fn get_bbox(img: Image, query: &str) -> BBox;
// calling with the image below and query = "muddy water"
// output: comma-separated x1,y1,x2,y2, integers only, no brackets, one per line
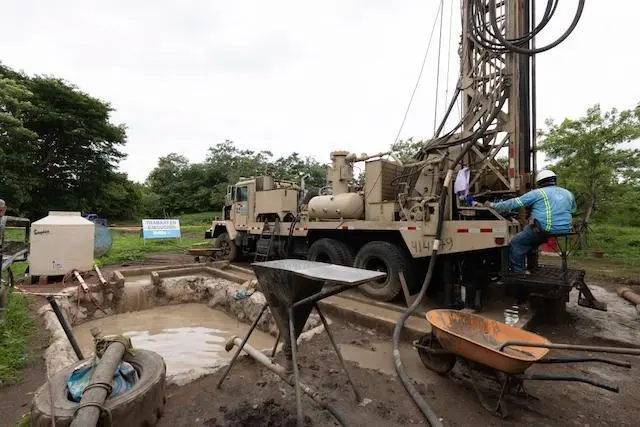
119,279,156,312
73,303,274,385
340,342,434,385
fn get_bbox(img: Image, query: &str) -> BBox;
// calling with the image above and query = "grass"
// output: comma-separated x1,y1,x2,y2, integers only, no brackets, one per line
13,414,31,427
97,226,210,266
14,415,30,427
0,292,34,385
575,224,640,265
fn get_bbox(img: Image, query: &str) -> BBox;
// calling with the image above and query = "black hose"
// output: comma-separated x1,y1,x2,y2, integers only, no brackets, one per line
487,0,586,55
391,88,508,426
47,295,84,360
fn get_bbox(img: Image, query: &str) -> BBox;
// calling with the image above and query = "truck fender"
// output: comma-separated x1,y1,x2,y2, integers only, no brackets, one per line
209,220,238,240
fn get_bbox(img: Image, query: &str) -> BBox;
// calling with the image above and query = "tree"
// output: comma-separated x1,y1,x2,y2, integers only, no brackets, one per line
270,153,327,188
206,140,274,208
1,63,135,219
92,173,143,220
538,103,640,225
390,137,426,163
145,154,227,216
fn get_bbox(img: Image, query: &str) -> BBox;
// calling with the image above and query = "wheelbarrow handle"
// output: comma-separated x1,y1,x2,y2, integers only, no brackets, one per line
498,341,640,356
514,372,619,393
537,356,631,368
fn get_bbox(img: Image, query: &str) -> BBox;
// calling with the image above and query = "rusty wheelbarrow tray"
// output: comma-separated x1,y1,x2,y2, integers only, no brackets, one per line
413,309,640,418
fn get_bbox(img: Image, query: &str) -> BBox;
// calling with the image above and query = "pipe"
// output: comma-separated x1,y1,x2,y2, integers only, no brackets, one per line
617,287,640,307
300,173,311,193
391,87,509,426
70,328,126,427
225,336,350,427
47,295,84,360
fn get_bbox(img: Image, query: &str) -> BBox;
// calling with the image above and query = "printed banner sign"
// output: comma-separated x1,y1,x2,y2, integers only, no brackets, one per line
142,219,181,240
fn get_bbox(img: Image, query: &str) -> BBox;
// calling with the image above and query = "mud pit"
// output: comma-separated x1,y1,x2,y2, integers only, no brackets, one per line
73,303,275,386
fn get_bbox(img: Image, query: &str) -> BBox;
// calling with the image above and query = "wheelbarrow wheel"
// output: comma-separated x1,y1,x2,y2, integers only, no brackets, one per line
416,332,456,375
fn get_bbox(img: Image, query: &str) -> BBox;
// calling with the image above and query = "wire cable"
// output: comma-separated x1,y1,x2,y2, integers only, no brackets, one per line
392,0,443,146
433,0,445,135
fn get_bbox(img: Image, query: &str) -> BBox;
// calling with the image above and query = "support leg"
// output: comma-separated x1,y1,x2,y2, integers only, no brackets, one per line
289,307,304,427
315,304,362,402
216,303,268,389
271,331,281,358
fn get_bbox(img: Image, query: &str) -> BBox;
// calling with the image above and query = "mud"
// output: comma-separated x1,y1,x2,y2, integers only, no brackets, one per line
73,303,276,386
160,321,640,427
566,283,640,347
211,398,311,427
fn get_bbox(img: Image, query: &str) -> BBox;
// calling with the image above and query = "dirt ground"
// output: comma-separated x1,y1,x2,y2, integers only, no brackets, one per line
158,318,640,427
2,252,639,426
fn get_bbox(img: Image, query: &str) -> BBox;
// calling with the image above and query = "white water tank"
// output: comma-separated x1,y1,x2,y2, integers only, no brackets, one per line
29,211,95,276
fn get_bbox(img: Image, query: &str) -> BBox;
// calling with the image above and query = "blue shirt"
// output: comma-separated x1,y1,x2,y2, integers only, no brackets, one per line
490,186,576,234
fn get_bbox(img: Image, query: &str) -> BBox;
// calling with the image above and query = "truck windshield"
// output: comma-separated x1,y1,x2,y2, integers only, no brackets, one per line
236,187,248,202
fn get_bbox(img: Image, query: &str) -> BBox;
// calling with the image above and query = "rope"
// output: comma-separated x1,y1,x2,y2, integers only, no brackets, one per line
433,0,445,135
82,381,114,396
391,0,443,146
443,0,454,113
48,372,55,427
95,334,136,358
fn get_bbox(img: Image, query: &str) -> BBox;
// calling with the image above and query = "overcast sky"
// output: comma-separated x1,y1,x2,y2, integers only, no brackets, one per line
1,1,638,182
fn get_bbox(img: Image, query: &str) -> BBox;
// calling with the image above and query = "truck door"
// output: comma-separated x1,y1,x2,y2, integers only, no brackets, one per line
234,186,249,226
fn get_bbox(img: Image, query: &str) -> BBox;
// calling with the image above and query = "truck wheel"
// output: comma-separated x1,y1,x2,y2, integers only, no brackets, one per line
30,349,166,427
306,238,355,266
215,232,238,262
354,241,411,301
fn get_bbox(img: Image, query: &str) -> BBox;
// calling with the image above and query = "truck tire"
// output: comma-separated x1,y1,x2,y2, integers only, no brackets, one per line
31,349,166,427
306,238,355,266
215,232,238,262
354,241,411,301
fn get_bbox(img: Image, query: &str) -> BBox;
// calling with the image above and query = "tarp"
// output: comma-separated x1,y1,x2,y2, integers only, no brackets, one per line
66,360,139,402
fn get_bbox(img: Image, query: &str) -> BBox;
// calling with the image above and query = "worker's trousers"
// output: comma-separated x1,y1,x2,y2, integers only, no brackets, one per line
509,225,547,273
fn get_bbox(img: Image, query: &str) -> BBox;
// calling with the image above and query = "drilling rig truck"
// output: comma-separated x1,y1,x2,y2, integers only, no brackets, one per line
205,0,603,316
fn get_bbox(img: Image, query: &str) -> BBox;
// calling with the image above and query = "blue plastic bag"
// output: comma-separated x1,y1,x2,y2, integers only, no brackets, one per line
66,360,139,402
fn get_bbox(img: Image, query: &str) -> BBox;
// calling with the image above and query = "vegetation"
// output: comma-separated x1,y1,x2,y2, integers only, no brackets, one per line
539,103,640,226
0,63,139,220
143,143,327,217
0,293,33,384
97,227,208,266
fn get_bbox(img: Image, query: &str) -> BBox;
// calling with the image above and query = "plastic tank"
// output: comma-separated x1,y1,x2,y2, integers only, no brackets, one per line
29,211,95,276
308,193,364,220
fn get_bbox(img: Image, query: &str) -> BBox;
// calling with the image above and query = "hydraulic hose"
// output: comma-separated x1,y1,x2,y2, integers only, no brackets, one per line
487,0,585,55
392,88,508,426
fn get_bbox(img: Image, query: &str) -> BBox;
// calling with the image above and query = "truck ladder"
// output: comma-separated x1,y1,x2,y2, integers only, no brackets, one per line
254,218,281,262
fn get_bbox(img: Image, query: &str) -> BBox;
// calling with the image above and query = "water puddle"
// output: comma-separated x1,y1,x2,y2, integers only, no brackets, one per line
339,342,433,384
73,303,274,385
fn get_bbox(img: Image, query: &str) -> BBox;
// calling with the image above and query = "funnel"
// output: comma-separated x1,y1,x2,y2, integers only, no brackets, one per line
251,259,386,363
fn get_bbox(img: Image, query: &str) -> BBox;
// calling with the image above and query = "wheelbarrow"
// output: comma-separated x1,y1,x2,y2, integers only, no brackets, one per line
413,309,640,417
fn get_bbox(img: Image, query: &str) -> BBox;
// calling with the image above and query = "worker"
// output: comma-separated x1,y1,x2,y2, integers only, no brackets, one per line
486,170,576,274
0,199,6,217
